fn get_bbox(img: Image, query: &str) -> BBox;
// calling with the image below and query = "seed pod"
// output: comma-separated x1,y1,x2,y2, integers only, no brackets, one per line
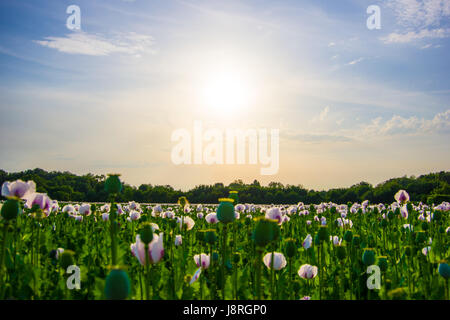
377,256,388,272
217,198,235,224
252,217,279,247
438,263,450,279
228,191,239,204
1,199,21,221
362,248,375,265
204,229,217,244
352,235,361,247
343,230,353,242
104,268,131,300
139,222,154,245
336,245,346,261
59,250,75,270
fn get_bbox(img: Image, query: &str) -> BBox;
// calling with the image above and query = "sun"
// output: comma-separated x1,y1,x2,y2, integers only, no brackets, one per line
200,68,254,115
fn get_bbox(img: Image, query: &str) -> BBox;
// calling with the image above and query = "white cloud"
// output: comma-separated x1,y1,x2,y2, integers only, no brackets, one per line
34,32,155,56
328,42,336,47
310,106,330,123
381,28,450,43
347,57,364,65
383,0,450,43
362,109,450,136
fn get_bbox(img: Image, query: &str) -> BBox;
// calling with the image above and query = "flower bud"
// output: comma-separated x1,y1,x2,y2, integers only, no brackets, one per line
252,217,279,247
104,268,131,300
336,245,346,261
362,248,375,265
1,199,21,221
377,256,388,272
233,252,241,264
352,235,360,247
217,198,235,224
438,263,450,279
343,230,353,243
139,222,154,245
59,250,75,270
204,229,217,244
380,219,388,228
228,191,239,204
387,211,395,220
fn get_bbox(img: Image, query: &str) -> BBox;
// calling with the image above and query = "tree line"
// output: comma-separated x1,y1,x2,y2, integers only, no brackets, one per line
1,168,449,205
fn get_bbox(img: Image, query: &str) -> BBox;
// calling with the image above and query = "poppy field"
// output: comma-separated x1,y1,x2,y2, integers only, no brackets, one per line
0,175,449,300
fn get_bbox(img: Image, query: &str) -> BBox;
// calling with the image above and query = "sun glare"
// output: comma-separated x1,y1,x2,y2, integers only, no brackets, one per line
200,68,254,115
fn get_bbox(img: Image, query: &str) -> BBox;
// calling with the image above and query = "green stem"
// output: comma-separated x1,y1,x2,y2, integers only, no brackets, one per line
0,222,9,299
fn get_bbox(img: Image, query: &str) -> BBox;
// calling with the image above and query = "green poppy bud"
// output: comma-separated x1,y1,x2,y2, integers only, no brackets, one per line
415,231,427,244
59,250,75,270
362,248,375,265
336,245,347,261
352,235,360,247
217,198,235,224
330,207,337,214
228,191,239,204
318,225,329,241
139,222,154,245
343,230,353,242
285,239,297,258
438,226,445,234
252,217,279,247
1,199,21,221
438,263,450,279
233,252,241,264
380,219,388,228
204,229,217,244
377,256,388,272
105,174,122,194
104,269,131,300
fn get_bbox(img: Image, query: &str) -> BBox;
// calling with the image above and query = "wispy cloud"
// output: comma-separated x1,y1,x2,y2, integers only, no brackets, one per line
34,32,156,57
381,28,450,43
310,106,330,123
361,109,450,136
382,0,450,43
347,57,364,65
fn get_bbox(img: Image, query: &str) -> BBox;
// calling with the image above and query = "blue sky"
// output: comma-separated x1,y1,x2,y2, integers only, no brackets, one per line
0,0,449,191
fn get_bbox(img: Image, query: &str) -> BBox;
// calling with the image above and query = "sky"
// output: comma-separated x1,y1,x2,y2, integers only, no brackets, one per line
0,0,449,191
